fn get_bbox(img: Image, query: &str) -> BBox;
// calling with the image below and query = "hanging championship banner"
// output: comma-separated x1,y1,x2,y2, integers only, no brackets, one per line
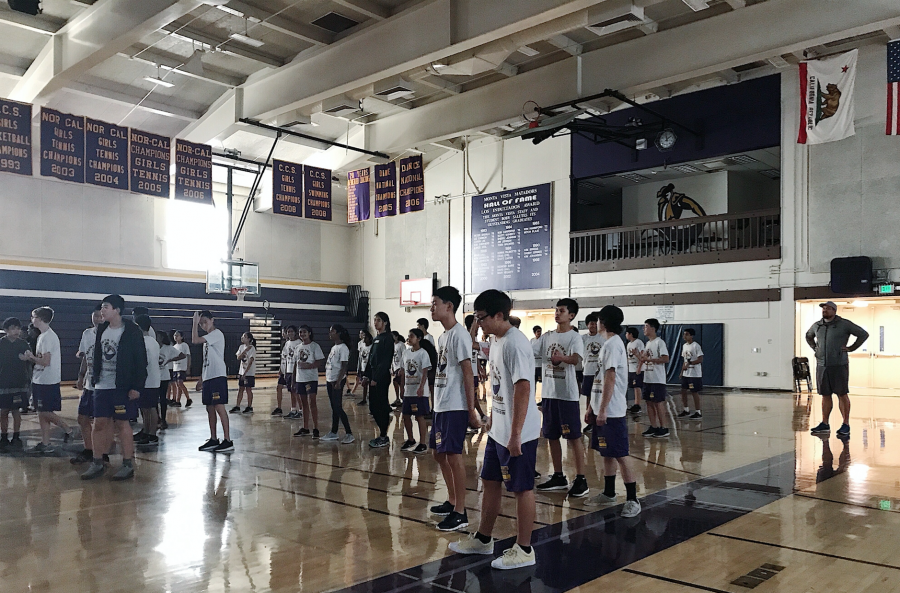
130,129,170,198
85,118,128,190
304,165,332,221
347,167,371,223
174,139,212,205
374,162,396,218
798,49,857,145
398,155,424,214
0,98,32,176
272,159,303,217
40,107,84,183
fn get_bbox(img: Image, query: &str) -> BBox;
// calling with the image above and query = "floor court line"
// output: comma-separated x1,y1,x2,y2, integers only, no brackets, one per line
706,532,900,571
621,569,732,593
793,492,900,513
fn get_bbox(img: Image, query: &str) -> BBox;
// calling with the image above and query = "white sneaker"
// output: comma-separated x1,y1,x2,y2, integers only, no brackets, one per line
320,432,339,441
584,492,618,507
621,500,641,518
341,434,355,444
491,544,535,570
448,533,494,556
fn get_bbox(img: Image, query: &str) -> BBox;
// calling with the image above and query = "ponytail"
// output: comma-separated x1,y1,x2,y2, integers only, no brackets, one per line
331,324,352,348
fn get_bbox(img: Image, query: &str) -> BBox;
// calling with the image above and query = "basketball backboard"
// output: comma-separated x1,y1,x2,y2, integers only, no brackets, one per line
207,260,260,296
400,278,433,307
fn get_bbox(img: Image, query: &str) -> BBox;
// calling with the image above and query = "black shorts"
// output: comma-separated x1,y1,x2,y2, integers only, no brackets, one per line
171,371,186,382
590,416,629,458
277,373,287,386
644,383,668,403
239,376,256,388
681,377,702,392
540,399,582,440
33,383,62,412
202,376,229,406
817,365,849,397
628,372,644,389
295,381,317,397
534,367,542,383
0,391,26,410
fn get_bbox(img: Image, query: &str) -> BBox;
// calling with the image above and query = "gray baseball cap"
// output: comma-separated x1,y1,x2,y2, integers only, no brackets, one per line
819,301,838,309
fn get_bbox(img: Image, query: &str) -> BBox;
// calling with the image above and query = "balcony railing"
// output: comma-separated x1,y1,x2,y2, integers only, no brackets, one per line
569,208,780,273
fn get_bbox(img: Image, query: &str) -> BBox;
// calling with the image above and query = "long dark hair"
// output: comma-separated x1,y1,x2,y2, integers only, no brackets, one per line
243,332,257,347
299,324,314,341
374,311,391,335
331,324,352,348
360,329,373,345
156,330,171,346
391,330,403,344
411,327,438,369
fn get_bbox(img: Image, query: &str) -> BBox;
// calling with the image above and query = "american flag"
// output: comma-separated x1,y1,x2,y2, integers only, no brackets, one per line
888,39,900,135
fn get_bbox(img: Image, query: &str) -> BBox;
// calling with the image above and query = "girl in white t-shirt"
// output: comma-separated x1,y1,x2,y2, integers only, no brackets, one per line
293,325,324,438
321,324,354,443
157,330,185,430
171,330,193,408
232,332,257,414
400,328,434,453
390,331,405,408
351,329,372,405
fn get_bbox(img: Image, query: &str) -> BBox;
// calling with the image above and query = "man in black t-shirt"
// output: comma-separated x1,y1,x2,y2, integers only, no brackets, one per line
0,317,30,450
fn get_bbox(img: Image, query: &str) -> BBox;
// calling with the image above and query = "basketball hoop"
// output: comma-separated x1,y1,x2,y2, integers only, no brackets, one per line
231,287,249,301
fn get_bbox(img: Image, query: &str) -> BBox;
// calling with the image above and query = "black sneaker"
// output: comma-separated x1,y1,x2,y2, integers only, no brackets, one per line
357,400,368,406
568,476,589,498
70,450,93,464
689,411,702,419
391,399,403,408
294,428,310,437
629,404,642,414
172,401,182,408
810,422,830,434
652,427,670,439
229,406,241,414
534,470,541,479
583,425,593,435
430,500,454,516
185,399,193,408
133,432,150,444
312,429,320,439
10,437,23,450
213,439,234,452
836,423,850,438
536,473,569,492
271,408,283,416
437,511,469,532
63,430,74,443
144,435,159,445
400,439,416,452
641,426,656,437
413,444,427,454
160,420,168,430
243,407,253,414
677,410,690,418
199,438,220,451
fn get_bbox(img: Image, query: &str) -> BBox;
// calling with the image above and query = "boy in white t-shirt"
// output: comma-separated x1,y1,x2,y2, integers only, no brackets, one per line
584,306,640,517
580,312,606,435
429,285,480,533
283,326,303,419
274,327,288,416
25,306,73,454
193,311,233,452
679,328,704,419
232,332,257,414
134,315,161,446
533,299,589,498
449,289,539,570
625,328,645,415
400,328,432,454
640,318,670,439
71,305,103,464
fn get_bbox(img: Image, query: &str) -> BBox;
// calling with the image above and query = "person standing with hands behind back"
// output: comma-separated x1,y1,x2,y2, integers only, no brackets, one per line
25,307,73,454
193,311,233,452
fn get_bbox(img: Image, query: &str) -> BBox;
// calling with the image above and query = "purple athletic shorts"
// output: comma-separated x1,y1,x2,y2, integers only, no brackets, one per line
481,437,538,492
541,399,582,440
589,416,629,458
429,410,468,454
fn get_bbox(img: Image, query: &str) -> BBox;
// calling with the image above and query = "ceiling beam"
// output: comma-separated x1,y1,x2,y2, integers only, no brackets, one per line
365,0,900,152
331,0,391,21
123,45,243,87
548,34,582,56
10,0,208,105
161,25,285,68
220,0,334,45
0,8,64,35
65,82,201,121
724,0,746,8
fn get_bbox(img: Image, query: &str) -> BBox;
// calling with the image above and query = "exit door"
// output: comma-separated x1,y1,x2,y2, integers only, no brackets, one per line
839,303,900,391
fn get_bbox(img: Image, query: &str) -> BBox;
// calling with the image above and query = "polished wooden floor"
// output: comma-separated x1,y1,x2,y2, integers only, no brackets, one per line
1,381,898,592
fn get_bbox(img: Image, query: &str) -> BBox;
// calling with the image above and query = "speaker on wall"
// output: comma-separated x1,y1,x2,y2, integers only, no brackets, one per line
830,256,872,294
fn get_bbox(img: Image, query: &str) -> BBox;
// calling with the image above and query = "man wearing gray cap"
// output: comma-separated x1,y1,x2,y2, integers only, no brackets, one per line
805,301,868,438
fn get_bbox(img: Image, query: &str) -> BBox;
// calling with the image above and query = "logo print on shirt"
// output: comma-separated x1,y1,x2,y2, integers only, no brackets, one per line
406,359,418,377
298,349,309,363
437,348,448,373
587,342,602,357
491,365,502,396
547,344,565,368
102,339,117,360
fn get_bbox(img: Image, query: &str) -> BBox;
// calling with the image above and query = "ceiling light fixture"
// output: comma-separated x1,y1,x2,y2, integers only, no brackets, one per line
517,45,540,57
230,17,264,47
143,65,175,88
681,0,710,11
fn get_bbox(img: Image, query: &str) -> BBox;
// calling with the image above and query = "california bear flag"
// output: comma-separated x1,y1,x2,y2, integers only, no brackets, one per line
798,49,857,144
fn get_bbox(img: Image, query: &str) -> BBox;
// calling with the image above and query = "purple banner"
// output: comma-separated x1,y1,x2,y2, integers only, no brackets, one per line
347,167,370,223
174,139,212,205
0,99,32,176
130,129,170,198
398,155,424,214
40,107,84,183
272,159,303,217
304,165,332,221
85,118,128,190
374,162,396,218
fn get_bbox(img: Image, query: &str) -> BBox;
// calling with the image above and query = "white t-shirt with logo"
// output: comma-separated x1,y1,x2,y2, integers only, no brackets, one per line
391,342,405,374
403,347,432,398
144,335,161,389
642,337,669,385
172,342,190,372
434,322,472,412
590,336,629,419
33,328,62,385
79,327,97,390
489,327,541,448
283,339,301,374
159,344,178,374
95,325,125,390
325,343,349,383
470,340,489,376
582,333,607,376
537,329,585,401
682,342,704,377
358,341,371,372
202,329,227,381
238,345,257,377
294,341,324,383
626,340,643,373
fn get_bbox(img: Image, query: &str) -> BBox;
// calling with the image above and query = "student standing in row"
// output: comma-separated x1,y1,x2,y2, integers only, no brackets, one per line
170,330,192,408
450,289,539,570
283,326,302,419
365,312,395,448
585,306,641,517
625,328,644,415
352,329,372,406
194,310,233,452
390,331,405,409
134,315,161,446
429,286,479,532
232,332,256,414
71,306,102,463
82,295,146,480
417,318,436,410
26,307,72,454
322,324,354,443
293,325,323,438
156,330,183,430
531,326,543,399
273,327,288,416
0,317,29,452
400,328,432,454
581,312,606,434
640,318,670,439
678,328,703,419
534,299,589,498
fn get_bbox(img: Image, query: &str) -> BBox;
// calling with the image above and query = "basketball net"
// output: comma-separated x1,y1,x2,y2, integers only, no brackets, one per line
231,287,248,301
